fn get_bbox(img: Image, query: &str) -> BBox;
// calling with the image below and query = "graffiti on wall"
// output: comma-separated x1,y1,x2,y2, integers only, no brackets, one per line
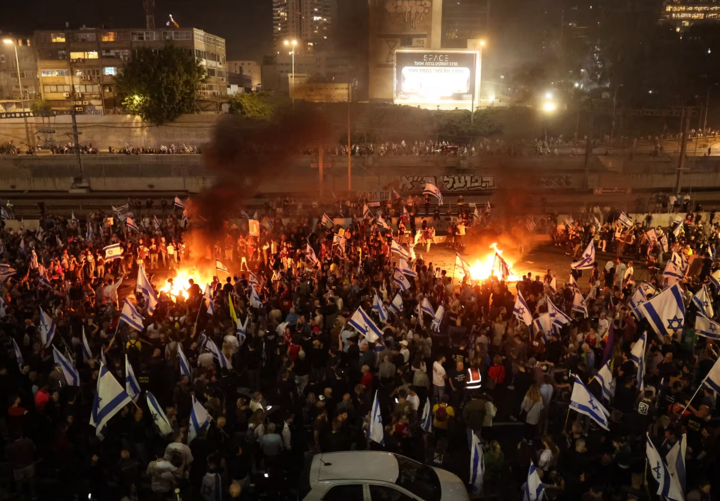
441,175,496,192
397,175,439,191
537,175,574,188
385,0,432,29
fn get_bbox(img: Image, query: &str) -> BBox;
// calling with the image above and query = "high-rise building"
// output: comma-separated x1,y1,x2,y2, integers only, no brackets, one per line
442,0,490,48
0,34,40,112
273,0,336,54
660,0,720,28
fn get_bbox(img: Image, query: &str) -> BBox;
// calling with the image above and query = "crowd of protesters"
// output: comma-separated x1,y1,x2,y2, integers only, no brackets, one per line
0,191,719,501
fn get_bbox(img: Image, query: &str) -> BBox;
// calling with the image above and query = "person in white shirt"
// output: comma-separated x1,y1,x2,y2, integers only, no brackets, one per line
597,312,609,339
164,431,193,466
406,387,420,411
615,259,627,287
432,354,447,401
399,340,410,363
282,416,293,451
624,261,634,285
249,392,264,413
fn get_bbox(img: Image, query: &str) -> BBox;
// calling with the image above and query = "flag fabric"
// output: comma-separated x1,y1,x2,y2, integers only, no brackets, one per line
666,434,687,493
703,355,720,395
125,354,141,400
422,183,443,205
81,327,93,363
0,207,8,220
321,213,334,228
630,332,647,391
514,291,534,326
188,395,211,444
640,281,658,296
389,293,404,314
153,215,161,230
376,217,390,231
18,238,26,256
710,270,720,290
206,339,232,369
456,253,471,277
695,314,720,340
204,284,215,315
306,243,319,265
126,217,139,233
349,306,383,343
249,286,263,309
372,294,388,323
473,207,481,221
594,360,614,401
90,363,132,439
571,241,595,270
646,228,658,243
532,313,552,337
640,283,685,340
673,220,684,238
228,294,238,325
522,464,545,501
174,196,185,209
391,239,410,260
663,260,684,287
393,268,411,291
420,398,432,433
569,376,610,430
53,346,80,387
120,301,145,332
618,212,633,228
646,434,684,501
369,390,385,445
177,345,192,379
572,290,588,317
248,272,261,289
103,277,123,306
216,260,229,274
104,243,123,261
492,253,511,280
431,304,445,333
146,391,174,436
470,431,484,494
0,264,17,284
236,316,249,344
548,298,573,334
0,296,4,318
659,234,669,253
333,234,346,253
420,297,435,318
568,274,580,292
629,287,648,319
12,338,24,368
85,222,94,241
39,308,56,348
363,204,371,219
136,265,158,315
397,258,417,278
693,285,714,318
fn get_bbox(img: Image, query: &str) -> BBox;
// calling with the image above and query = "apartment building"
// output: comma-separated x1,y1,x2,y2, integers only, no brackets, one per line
273,0,336,54
0,35,40,112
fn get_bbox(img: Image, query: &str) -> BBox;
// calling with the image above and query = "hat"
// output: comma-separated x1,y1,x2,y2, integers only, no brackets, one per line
527,357,537,368
399,340,408,346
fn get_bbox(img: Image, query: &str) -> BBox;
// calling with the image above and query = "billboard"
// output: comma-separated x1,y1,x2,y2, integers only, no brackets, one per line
394,50,479,109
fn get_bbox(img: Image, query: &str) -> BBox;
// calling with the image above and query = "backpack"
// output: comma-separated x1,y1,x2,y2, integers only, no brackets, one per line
435,404,448,422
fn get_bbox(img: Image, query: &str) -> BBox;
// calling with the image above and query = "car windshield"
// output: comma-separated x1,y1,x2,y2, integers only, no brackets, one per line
394,454,441,501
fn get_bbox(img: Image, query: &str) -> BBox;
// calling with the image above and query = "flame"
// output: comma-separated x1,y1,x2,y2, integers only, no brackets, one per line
159,267,213,302
467,243,522,282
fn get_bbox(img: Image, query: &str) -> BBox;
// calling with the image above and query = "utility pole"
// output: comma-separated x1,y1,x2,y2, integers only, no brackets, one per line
584,112,594,190
347,83,352,192
318,143,324,198
68,56,85,187
675,107,690,195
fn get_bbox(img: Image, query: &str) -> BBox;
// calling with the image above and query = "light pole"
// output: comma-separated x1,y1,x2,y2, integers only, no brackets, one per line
283,39,297,105
471,40,484,124
3,39,33,149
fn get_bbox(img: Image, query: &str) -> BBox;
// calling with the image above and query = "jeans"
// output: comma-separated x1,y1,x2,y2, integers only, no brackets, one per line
433,384,445,403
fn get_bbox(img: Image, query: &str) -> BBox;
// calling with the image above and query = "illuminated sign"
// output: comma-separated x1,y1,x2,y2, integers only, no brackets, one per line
394,50,478,108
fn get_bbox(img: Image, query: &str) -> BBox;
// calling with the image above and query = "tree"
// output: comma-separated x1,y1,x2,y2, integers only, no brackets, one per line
30,99,52,115
115,45,206,125
228,92,275,120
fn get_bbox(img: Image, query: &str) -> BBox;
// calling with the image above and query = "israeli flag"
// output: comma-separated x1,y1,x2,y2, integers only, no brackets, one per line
569,375,610,430
136,265,158,315
532,313,552,338
90,362,132,439
391,239,410,260
629,287,648,319
100,347,107,366
456,253,471,277
86,223,94,241
188,395,211,444
249,285,263,309
571,240,595,270
147,391,174,436
710,270,720,291
640,283,685,340
368,390,385,445
572,290,588,317
37,273,53,289
398,258,417,278
473,207,481,221
696,314,720,340
81,327,93,362
153,216,160,230
321,213,334,228
673,220,684,238
594,360,614,401
174,196,185,209
630,332,647,391
393,268,411,291
693,285,714,318
431,304,444,333
522,464,545,501
548,298,572,334
663,260,684,287
12,338,24,368
666,433,687,493
568,274,580,292
125,354,141,401
547,276,557,294
0,207,8,220
216,260,229,274
422,182,443,205
376,217,391,231
126,217,139,233
470,431,484,494
389,293,404,314
420,398,432,433
363,204,371,219
420,297,435,318
248,271,261,289
120,301,145,332
349,306,383,343
701,353,720,395
202,284,214,315
39,307,57,348
104,243,123,261
236,315,249,344
646,434,684,501
306,243,319,265
492,253,511,280
113,203,129,216
514,291,533,326
671,252,689,274
0,264,17,284
646,228,658,243
177,344,192,379
657,233,668,253
206,339,232,369
333,234,346,253
618,212,633,228
372,294,388,323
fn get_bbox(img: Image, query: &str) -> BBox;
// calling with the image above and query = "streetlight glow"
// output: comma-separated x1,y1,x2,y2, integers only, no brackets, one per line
480,40,485,46
543,102,556,112
545,91,553,99
2,39,13,45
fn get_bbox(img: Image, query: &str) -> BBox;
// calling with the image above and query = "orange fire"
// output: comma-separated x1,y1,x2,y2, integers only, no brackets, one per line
159,268,213,302
467,243,522,282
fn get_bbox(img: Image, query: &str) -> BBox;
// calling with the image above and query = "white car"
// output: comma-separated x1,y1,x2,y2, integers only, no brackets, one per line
303,451,469,501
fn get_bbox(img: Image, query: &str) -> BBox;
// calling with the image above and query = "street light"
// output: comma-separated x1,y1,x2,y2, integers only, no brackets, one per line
3,39,32,149
543,102,556,112
283,39,298,103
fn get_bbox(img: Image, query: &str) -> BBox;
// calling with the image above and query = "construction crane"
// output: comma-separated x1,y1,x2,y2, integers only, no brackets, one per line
143,0,155,29
167,14,180,28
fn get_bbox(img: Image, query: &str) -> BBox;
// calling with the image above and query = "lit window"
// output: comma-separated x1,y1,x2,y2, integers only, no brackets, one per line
41,69,69,77
70,51,99,59
103,67,117,76
102,32,118,42
51,33,66,43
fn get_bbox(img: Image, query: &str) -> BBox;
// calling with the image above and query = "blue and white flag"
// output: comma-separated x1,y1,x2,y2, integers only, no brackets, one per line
646,228,658,243
0,264,17,284
695,314,720,340
188,395,211,444
522,464,545,501
81,326,93,362
216,260,229,274
136,265,158,315
372,294,388,323
100,347,107,366
492,253,511,281
174,196,185,209
146,391,174,436
630,332,647,390
420,297,435,318
333,234,346,253
673,220,684,238
391,239,410,260
456,253,471,277
569,375,610,430
376,217,391,231
113,204,128,217
572,290,588,318
571,240,595,270
398,258,417,278
236,315,249,344
12,338,24,368
514,291,533,326
37,273,52,289
431,304,444,333
710,270,720,290
349,306,383,343
702,355,720,395
663,260,684,287
206,339,232,369
470,431,484,494
548,298,573,334
422,182,443,205
671,252,689,274
90,362,132,439
618,212,633,228
39,307,57,348
369,390,385,445
363,203,371,219
640,283,685,340
153,215,161,230
104,243,123,261
532,313,552,337
249,285,263,309
86,223,94,241
248,271,261,289
693,285,714,318
306,243,319,265
0,207,8,220
420,398,432,433
125,354,141,401
646,434,684,501
120,301,145,332
393,268,411,291
594,360,614,401
659,234,669,253
629,286,648,319
204,284,214,315
126,217,139,233
666,433,687,493
320,213,334,228
177,344,192,379
389,293,404,314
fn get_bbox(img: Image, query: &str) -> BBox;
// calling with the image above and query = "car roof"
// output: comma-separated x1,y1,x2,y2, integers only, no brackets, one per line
313,452,399,485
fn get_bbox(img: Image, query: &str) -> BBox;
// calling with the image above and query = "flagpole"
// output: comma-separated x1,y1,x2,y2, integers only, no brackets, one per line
679,373,710,415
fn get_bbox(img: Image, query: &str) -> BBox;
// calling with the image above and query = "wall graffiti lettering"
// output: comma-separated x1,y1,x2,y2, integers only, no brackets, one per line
441,175,495,192
397,175,437,191
385,0,432,28
537,175,574,188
